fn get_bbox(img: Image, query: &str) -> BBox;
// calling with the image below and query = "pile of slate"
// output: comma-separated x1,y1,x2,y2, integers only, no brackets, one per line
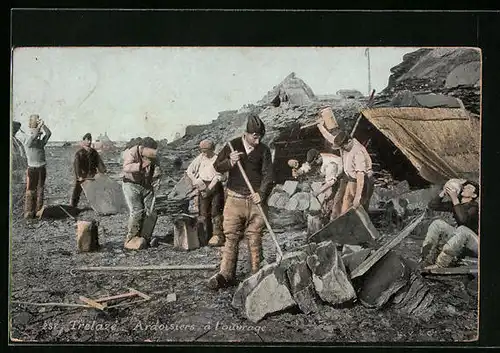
232,209,436,323
267,180,323,214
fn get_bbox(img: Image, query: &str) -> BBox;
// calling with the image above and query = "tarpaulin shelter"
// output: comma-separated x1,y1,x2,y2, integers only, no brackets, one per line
359,107,480,185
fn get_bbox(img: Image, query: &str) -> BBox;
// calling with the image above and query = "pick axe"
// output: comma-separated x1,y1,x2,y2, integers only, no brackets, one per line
227,141,284,263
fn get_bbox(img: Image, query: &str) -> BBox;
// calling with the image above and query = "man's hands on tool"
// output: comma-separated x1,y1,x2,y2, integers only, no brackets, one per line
230,151,244,165
77,177,84,182
251,192,261,205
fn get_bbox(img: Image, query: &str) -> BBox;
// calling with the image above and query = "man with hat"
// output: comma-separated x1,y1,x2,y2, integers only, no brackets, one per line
323,127,374,220
186,139,226,247
70,133,107,208
121,136,161,250
207,114,274,290
23,114,52,219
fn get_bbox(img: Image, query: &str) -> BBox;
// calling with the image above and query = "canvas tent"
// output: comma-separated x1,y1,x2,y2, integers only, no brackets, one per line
359,107,480,185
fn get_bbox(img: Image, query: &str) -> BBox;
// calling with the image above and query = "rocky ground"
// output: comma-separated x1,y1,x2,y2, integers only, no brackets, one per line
9,147,478,343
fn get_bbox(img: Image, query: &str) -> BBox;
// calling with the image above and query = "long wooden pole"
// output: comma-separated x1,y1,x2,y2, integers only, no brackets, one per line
73,264,218,272
350,88,376,138
227,141,284,261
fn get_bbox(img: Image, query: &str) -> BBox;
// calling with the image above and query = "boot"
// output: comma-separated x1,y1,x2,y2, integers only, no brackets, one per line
23,190,36,219
421,242,440,267
206,273,234,290
125,212,143,242
425,251,455,270
435,251,455,268
212,234,239,288
208,215,225,247
248,232,262,275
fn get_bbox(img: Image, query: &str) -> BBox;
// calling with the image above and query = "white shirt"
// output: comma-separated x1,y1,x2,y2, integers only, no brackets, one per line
320,153,343,183
341,139,373,179
186,153,221,183
242,136,254,155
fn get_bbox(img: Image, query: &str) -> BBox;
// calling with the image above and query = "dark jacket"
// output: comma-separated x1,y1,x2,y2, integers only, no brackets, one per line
428,195,479,234
74,147,106,179
214,136,274,203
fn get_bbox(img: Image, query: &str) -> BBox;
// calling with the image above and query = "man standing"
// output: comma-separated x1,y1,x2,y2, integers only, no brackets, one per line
70,133,107,208
122,137,161,250
421,179,479,269
23,114,51,219
329,130,374,220
186,139,226,247
207,114,274,290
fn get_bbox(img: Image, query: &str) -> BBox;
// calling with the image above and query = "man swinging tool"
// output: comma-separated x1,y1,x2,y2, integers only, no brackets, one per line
121,137,161,250
207,114,275,290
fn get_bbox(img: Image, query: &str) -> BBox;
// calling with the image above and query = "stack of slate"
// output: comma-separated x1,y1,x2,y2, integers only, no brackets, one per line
267,180,323,213
232,211,436,323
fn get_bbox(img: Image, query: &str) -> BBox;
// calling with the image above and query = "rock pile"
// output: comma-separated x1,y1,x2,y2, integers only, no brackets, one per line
267,180,322,213
379,48,480,114
232,236,435,323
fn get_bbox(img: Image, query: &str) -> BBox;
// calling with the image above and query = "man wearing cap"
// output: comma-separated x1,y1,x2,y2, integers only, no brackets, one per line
207,114,274,290
122,137,161,250
327,129,374,220
23,114,52,219
70,133,107,208
186,139,226,247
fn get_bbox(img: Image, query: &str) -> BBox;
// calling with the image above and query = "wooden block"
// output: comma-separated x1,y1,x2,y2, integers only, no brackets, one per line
81,174,128,215
307,206,379,247
173,214,200,251
319,106,339,130
76,220,100,252
79,296,107,310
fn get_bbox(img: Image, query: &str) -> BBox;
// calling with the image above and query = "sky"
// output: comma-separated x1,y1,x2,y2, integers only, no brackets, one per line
11,47,418,142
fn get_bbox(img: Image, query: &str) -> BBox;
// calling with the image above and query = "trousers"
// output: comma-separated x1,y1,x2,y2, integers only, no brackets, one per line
219,193,266,280
122,181,154,241
24,166,46,217
198,181,225,239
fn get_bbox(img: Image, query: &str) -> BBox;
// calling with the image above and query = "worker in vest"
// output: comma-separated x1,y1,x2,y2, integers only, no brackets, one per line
207,114,274,290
